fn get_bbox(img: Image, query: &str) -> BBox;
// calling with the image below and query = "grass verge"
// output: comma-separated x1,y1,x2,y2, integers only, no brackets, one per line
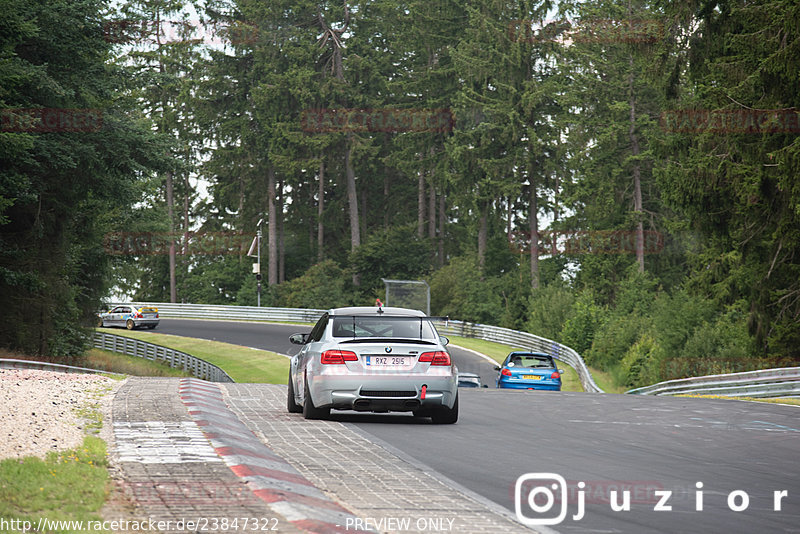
84,348,192,378
586,365,627,394
94,328,288,384
676,394,800,406
450,336,583,393
0,437,109,533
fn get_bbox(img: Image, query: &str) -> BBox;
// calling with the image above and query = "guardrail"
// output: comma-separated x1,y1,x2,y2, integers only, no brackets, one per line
626,367,800,398
108,302,324,324
109,302,602,392
93,332,234,383
433,320,603,393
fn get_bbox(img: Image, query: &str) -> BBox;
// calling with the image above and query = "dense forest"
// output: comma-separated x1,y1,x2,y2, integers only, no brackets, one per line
1,0,798,389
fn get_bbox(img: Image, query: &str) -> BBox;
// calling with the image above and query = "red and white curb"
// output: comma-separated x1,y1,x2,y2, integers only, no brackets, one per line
178,378,371,534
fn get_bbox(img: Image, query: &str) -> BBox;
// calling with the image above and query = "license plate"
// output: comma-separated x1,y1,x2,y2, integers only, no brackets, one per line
522,375,543,380
365,356,408,366
144,314,156,318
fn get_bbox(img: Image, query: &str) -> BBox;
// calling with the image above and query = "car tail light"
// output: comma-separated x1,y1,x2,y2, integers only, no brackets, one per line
134,312,143,318
155,313,159,318
321,350,358,364
419,351,451,366
551,371,561,380
501,368,512,376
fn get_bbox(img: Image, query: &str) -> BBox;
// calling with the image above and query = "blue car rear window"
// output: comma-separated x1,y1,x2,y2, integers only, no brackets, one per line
508,355,555,368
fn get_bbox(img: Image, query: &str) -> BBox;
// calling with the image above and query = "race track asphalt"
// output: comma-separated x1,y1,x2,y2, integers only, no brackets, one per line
154,318,800,533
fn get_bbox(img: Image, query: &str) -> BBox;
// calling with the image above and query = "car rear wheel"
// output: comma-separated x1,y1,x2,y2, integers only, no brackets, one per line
431,393,458,424
302,378,329,420
126,319,135,330
287,375,302,413
97,317,104,327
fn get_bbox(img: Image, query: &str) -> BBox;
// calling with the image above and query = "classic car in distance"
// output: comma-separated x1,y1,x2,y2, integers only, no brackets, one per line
495,351,563,390
287,306,459,424
97,304,159,330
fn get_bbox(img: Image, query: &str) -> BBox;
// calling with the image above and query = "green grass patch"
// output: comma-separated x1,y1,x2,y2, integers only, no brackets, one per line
449,336,583,392
0,437,109,533
84,348,192,378
676,394,800,406
74,390,105,435
587,364,627,394
94,329,288,384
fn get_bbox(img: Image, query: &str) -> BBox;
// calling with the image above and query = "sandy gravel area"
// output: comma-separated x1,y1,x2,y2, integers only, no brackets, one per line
0,369,117,460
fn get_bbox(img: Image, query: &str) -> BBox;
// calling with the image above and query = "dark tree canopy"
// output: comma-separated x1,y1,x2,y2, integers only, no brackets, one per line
1,0,798,388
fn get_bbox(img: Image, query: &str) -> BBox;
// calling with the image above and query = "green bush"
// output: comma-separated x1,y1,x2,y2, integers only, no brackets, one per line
586,313,650,370
429,255,503,324
349,225,433,296
620,333,658,388
525,283,577,342
670,305,754,378
561,290,605,355
276,260,350,309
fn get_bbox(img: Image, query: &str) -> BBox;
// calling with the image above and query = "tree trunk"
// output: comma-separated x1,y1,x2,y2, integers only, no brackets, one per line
428,182,436,240
383,172,390,228
629,55,645,272
428,145,436,240
345,134,360,285
417,165,425,238
267,166,278,286
438,192,445,266
552,173,559,256
238,176,245,260
278,178,285,283
183,175,189,257
506,196,512,246
477,201,488,270
360,182,367,240
166,171,177,302
530,181,540,290
317,156,324,262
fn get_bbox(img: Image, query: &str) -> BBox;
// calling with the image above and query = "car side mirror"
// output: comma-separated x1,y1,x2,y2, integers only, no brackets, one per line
440,336,449,346
559,369,565,374
289,333,309,345
493,366,501,371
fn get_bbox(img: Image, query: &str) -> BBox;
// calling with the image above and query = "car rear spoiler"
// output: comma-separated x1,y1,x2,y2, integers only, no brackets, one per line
331,315,449,321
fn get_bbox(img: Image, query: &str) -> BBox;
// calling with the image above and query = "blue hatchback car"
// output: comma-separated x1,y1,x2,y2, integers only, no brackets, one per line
495,352,563,390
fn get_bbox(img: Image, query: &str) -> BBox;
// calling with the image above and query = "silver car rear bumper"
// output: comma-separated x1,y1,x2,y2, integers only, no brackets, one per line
311,375,457,411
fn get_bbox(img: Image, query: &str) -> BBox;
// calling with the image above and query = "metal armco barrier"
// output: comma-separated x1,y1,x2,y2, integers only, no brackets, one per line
626,367,800,398
109,303,798,398
108,302,324,324
110,302,602,393
93,331,234,383
432,320,604,393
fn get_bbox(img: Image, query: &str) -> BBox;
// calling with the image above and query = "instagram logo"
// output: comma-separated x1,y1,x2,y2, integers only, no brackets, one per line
515,473,570,526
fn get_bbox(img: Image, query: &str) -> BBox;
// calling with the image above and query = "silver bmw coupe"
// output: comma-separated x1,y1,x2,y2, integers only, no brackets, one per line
287,306,459,424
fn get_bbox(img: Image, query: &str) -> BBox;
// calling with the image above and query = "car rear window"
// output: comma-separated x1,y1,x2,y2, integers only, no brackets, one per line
332,316,437,340
508,355,555,368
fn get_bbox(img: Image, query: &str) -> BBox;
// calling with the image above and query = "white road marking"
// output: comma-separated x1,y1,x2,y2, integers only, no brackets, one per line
114,421,222,463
